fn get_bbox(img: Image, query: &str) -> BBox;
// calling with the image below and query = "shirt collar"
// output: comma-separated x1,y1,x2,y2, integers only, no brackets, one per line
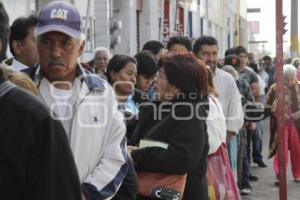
11,58,29,71
33,63,105,91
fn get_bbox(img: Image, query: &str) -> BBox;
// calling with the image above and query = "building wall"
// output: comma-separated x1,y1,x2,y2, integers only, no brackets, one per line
112,0,137,56
94,0,110,49
239,0,247,19
139,0,162,49
1,0,249,57
1,0,32,23
191,8,201,38
226,0,236,49
239,0,248,48
168,0,177,37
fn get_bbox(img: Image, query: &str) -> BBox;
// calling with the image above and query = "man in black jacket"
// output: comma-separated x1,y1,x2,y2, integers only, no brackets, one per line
0,66,81,200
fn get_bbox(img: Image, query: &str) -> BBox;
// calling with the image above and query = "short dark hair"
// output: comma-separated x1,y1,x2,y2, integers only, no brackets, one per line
167,36,192,51
0,2,9,62
142,40,164,56
158,54,209,98
249,62,259,74
224,54,240,70
262,55,272,62
106,54,136,84
193,35,218,55
224,47,238,57
9,15,38,56
134,50,158,78
235,45,248,55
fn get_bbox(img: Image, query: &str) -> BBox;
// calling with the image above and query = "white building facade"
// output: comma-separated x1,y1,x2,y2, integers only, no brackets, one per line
1,0,249,59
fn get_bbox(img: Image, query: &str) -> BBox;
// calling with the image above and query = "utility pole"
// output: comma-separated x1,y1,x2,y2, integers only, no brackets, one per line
275,0,287,199
84,0,92,37
291,0,299,58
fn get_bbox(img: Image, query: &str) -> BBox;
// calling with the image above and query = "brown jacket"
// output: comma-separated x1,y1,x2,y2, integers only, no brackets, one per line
266,82,300,158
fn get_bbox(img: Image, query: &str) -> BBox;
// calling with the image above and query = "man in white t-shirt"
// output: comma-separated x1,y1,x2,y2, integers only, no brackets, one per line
193,36,244,143
193,36,244,188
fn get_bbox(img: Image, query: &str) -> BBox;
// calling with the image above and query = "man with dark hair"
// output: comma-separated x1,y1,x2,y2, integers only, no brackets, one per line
262,55,275,86
224,47,238,58
142,40,165,60
193,36,243,142
193,36,244,191
235,50,260,105
134,50,158,92
0,2,9,62
235,45,268,194
235,46,260,92
193,35,218,58
6,15,39,70
223,48,257,195
167,36,192,54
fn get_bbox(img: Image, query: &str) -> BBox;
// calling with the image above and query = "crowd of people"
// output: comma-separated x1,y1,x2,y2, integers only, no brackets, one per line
0,1,300,200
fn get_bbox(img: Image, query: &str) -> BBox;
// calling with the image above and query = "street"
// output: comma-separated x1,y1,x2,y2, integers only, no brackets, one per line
242,119,300,200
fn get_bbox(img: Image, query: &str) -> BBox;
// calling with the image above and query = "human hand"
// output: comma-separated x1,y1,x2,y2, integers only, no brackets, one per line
292,111,300,120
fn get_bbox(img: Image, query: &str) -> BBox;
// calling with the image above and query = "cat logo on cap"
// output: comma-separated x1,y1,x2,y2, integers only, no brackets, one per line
50,9,68,20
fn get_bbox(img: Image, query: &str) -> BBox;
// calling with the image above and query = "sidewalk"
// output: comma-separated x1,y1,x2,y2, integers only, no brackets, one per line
241,119,300,200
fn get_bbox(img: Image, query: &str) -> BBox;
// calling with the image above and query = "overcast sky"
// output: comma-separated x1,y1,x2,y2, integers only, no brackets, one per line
247,0,292,56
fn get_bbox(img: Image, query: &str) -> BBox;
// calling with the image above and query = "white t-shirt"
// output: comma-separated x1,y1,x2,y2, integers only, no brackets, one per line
11,58,28,71
207,95,227,155
213,68,244,133
51,86,73,120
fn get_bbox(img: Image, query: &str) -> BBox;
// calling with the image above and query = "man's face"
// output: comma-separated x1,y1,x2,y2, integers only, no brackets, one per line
23,26,39,67
248,53,254,61
239,52,248,69
196,44,218,70
263,59,271,66
37,31,85,82
94,50,109,74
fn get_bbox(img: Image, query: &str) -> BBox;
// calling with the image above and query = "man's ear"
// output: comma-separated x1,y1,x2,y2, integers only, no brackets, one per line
78,40,85,56
12,40,22,55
